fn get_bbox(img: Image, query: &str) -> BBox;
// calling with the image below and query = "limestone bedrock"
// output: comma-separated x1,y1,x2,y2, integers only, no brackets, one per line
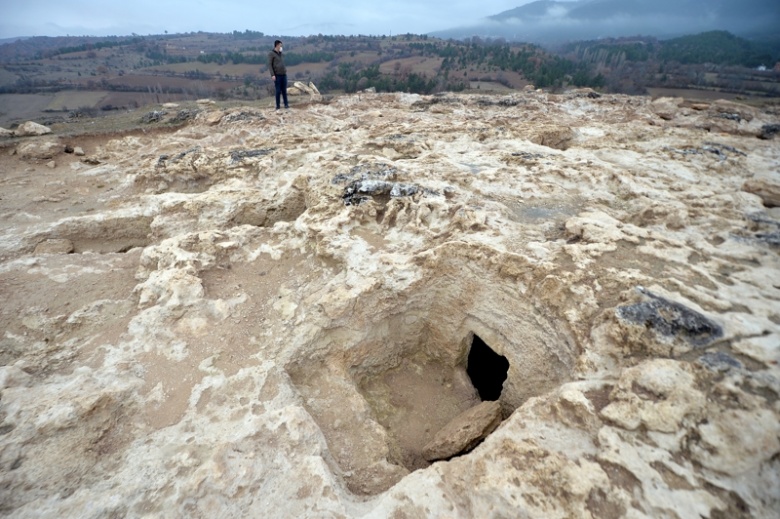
0,90,778,518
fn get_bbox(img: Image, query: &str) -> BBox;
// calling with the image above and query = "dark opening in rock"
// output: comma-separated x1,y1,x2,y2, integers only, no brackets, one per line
467,334,509,401
285,267,577,496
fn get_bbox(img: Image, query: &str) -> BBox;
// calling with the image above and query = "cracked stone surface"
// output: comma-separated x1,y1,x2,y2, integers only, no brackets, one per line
0,91,779,518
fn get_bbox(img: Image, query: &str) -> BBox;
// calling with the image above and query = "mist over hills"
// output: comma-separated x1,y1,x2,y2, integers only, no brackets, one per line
433,0,780,44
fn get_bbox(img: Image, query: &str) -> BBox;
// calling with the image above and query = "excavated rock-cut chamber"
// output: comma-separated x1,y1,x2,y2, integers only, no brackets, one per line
287,258,577,495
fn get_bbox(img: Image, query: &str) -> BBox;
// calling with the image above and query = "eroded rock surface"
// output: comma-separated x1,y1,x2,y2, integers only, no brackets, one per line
33,238,74,255
0,91,778,518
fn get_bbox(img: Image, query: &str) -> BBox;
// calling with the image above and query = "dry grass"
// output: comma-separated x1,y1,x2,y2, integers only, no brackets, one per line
143,62,262,76
0,94,56,127
469,81,514,92
102,74,235,90
286,61,331,78
45,91,109,111
100,91,192,107
379,56,444,75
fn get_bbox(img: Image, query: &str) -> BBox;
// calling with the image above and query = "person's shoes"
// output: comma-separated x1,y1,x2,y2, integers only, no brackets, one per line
284,105,290,110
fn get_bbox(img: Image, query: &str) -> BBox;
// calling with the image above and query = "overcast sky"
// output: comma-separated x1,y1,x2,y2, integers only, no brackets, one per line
0,0,552,39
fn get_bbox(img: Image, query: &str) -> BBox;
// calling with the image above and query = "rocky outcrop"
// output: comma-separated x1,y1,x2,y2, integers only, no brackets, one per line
288,81,322,100
16,138,61,159
140,110,167,124
0,90,778,519
14,121,52,136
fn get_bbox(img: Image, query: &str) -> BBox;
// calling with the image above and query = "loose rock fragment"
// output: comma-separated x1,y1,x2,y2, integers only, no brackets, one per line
14,121,52,136
422,401,502,462
205,111,224,125
288,81,322,101
16,139,61,159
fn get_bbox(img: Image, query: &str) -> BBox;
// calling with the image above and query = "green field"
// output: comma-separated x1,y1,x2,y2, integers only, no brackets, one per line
0,94,56,127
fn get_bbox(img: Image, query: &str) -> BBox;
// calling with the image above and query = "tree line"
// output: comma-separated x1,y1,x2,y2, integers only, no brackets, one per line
196,50,335,66
316,63,467,94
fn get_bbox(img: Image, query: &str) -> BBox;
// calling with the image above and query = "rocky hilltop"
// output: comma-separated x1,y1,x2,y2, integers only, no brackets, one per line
1,90,779,518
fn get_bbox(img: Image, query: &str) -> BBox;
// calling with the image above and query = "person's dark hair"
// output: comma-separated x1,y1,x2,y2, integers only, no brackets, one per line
274,40,282,48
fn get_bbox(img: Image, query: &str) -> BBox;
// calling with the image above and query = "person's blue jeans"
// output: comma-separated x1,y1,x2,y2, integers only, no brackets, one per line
275,74,289,109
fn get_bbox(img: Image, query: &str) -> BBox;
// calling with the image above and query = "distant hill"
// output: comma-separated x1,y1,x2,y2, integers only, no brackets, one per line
658,30,776,66
0,35,139,61
559,30,780,97
0,37,29,45
435,0,780,44
563,30,778,68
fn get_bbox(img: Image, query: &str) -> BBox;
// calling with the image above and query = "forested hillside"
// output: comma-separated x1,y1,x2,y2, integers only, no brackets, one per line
562,31,780,95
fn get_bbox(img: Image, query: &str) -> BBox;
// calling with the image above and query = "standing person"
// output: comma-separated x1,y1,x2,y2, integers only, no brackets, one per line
268,40,289,110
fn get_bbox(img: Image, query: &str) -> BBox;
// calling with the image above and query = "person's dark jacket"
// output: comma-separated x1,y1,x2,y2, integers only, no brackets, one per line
267,50,286,77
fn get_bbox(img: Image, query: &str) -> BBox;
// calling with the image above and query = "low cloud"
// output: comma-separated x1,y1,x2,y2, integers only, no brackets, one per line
446,6,773,43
